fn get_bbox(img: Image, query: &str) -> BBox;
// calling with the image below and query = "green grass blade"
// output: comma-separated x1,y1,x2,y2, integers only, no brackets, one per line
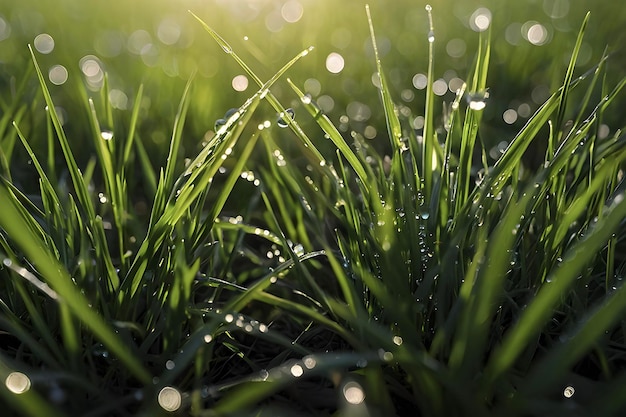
365,5,403,150
28,45,96,222
0,182,151,384
518,280,626,398
554,12,590,143
163,74,194,194
485,190,626,385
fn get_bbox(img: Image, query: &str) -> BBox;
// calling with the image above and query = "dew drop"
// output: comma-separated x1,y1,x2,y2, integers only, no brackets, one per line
301,93,312,104
101,130,113,140
165,360,175,370
303,356,317,369
343,381,365,405
5,372,31,394
158,386,182,412
290,364,304,377
467,91,489,110
277,108,295,128
427,31,435,43
563,385,575,398
214,118,226,132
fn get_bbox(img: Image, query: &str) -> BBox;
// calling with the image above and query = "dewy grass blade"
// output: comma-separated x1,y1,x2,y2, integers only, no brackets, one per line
191,11,332,167
122,84,143,169
554,12,590,144
518,280,626,399
365,5,403,151
28,45,96,223
456,32,490,213
163,74,194,194
0,182,151,384
485,189,626,386
422,4,437,200
287,78,369,185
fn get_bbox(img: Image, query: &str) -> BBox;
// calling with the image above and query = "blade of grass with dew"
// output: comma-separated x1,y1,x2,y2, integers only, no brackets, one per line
120,93,259,301
28,45,96,223
210,351,380,415
517,279,626,401
85,97,128,264
122,84,143,169
365,5,403,151
0,182,151,384
449,173,540,376
133,133,158,197
201,130,260,237
421,4,437,201
553,12,590,147
148,75,194,223
163,74,194,200
456,31,490,214
3,264,64,362
485,185,626,387
286,78,369,185
191,11,341,175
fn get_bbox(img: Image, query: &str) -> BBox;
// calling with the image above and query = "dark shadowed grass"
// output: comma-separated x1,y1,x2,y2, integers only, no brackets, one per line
1,4,626,417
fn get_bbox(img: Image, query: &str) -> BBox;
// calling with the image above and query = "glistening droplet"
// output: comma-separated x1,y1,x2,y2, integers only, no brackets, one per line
277,108,295,128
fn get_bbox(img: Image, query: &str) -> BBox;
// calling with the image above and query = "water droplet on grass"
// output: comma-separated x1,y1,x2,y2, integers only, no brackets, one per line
101,130,113,140
214,118,226,132
427,31,435,43
467,91,490,110
563,385,575,398
277,108,295,128
301,93,312,104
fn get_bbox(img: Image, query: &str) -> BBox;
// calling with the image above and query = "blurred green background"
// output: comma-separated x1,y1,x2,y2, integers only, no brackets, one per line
1,0,625,168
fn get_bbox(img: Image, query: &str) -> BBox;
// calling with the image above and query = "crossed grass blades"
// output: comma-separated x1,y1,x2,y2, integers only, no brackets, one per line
1,4,626,416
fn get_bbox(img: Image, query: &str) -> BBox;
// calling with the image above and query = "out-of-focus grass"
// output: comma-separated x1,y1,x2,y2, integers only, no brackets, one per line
1,0,625,164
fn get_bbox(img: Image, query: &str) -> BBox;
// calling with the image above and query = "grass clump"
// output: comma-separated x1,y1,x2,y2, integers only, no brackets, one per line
1,4,626,417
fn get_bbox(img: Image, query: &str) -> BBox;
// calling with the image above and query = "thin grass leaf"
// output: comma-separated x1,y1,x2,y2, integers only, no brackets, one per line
28,45,96,223
554,12,590,144
0,182,151,384
485,189,626,386
365,5,402,151
518,279,626,398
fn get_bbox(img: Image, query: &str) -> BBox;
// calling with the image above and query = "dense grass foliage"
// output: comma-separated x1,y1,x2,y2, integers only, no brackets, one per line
1,3,626,417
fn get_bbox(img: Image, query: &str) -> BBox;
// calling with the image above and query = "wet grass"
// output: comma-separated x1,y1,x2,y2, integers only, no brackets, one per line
1,5,626,417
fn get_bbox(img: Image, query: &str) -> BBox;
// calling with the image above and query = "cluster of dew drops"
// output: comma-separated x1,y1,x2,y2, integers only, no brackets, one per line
214,107,295,133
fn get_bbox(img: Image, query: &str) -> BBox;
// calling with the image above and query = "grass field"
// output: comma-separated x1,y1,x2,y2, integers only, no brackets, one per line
1,1,626,416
